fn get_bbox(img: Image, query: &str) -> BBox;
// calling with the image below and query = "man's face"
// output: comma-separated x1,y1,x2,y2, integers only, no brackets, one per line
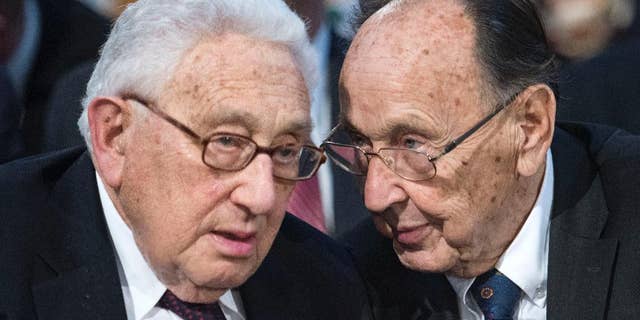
115,34,310,301
341,2,527,277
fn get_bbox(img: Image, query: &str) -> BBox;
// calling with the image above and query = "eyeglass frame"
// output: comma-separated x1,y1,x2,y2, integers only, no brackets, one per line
122,94,326,181
321,93,519,181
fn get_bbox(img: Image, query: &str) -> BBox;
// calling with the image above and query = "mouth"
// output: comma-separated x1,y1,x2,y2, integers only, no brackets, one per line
393,224,432,249
208,230,257,258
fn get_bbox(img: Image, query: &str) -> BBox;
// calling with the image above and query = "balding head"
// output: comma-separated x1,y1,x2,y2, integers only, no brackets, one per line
335,0,556,276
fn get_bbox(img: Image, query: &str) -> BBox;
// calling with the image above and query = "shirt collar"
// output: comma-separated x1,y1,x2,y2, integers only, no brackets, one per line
446,150,554,308
96,172,245,319
495,151,553,306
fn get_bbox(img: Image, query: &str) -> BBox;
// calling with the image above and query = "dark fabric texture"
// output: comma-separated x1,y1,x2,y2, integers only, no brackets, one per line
0,66,25,163
20,0,110,155
0,147,374,320
343,122,640,320
41,61,94,153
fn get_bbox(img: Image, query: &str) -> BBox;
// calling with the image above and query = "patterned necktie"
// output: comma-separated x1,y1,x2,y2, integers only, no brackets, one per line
287,174,326,232
157,290,226,320
470,269,521,320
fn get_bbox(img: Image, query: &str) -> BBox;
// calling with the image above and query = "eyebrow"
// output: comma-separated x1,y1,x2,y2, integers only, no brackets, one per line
204,109,313,140
342,115,442,142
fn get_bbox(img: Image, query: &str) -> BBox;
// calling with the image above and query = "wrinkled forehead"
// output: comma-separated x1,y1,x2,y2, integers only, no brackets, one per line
341,1,486,131
158,33,312,136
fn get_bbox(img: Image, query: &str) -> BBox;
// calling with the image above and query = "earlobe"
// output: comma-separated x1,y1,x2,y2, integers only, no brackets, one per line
515,84,556,177
88,97,132,189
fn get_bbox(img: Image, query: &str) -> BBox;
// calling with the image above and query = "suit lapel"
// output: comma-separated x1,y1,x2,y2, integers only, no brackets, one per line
32,151,126,319
239,227,308,320
548,127,618,320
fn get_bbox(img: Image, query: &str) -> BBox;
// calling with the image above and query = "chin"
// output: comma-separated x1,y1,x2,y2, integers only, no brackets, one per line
396,248,457,273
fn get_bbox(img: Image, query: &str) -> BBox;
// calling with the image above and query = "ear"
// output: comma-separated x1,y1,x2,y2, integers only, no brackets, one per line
514,84,556,177
88,96,133,189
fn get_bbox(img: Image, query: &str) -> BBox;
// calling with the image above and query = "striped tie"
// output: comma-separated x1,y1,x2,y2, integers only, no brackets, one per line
157,290,226,320
286,174,326,232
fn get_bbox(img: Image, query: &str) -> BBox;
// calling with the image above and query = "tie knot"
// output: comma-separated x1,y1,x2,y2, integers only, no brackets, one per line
470,269,521,320
157,290,226,320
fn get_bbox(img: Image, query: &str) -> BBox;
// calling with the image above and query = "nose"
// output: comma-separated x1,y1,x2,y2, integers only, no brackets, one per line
229,154,278,216
363,156,408,213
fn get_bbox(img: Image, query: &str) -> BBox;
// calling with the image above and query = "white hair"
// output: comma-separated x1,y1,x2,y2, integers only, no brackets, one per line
78,0,317,151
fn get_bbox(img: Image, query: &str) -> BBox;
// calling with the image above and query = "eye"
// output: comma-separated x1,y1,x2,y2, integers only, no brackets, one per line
402,137,420,149
209,134,245,152
272,143,301,164
348,132,371,148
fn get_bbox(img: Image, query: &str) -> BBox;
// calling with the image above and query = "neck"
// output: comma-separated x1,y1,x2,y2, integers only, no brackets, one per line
453,162,547,278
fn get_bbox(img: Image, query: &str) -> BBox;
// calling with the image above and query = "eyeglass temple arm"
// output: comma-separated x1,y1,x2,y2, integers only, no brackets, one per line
431,94,518,161
123,95,205,144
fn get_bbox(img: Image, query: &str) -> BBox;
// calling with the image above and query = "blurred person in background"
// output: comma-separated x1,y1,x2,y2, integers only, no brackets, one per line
540,0,640,134
0,0,109,160
284,0,371,236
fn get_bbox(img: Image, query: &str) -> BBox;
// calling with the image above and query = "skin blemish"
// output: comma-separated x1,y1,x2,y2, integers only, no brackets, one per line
495,156,501,163
490,196,497,203
423,49,430,55
461,161,468,166
454,98,461,106
428,92,435,98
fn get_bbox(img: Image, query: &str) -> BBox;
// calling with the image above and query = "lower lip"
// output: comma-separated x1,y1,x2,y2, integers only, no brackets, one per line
395,225,431,248
209,232,257,258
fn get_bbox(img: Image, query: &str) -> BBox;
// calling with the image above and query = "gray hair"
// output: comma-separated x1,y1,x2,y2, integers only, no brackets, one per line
78,0,317,150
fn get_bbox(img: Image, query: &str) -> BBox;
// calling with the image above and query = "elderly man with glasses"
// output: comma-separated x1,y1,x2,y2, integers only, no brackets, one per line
328,0,640,319
0,1,373,319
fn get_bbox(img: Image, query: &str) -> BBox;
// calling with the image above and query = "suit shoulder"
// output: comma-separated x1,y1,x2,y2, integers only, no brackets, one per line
0,147,86,193
556,122,640,163
276,214,356,268
247,214,373,319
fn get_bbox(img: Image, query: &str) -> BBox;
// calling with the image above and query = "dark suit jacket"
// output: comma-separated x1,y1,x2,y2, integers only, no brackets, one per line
0,147,373,320
343,122,640,320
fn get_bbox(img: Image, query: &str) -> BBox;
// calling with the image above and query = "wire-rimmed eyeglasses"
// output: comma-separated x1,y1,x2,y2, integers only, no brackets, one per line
321,94,518,181
124,95,325,181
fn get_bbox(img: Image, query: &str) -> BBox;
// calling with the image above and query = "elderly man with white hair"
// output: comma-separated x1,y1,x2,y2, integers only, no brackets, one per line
0,1,373,319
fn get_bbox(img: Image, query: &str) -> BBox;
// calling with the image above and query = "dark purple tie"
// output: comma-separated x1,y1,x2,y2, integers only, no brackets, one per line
157,290,226,320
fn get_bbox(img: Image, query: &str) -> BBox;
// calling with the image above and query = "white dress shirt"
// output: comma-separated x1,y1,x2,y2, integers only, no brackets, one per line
97,173,246,320
446,151,554,320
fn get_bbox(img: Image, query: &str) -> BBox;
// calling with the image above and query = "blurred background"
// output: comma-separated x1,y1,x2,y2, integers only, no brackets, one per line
537,0,640,134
